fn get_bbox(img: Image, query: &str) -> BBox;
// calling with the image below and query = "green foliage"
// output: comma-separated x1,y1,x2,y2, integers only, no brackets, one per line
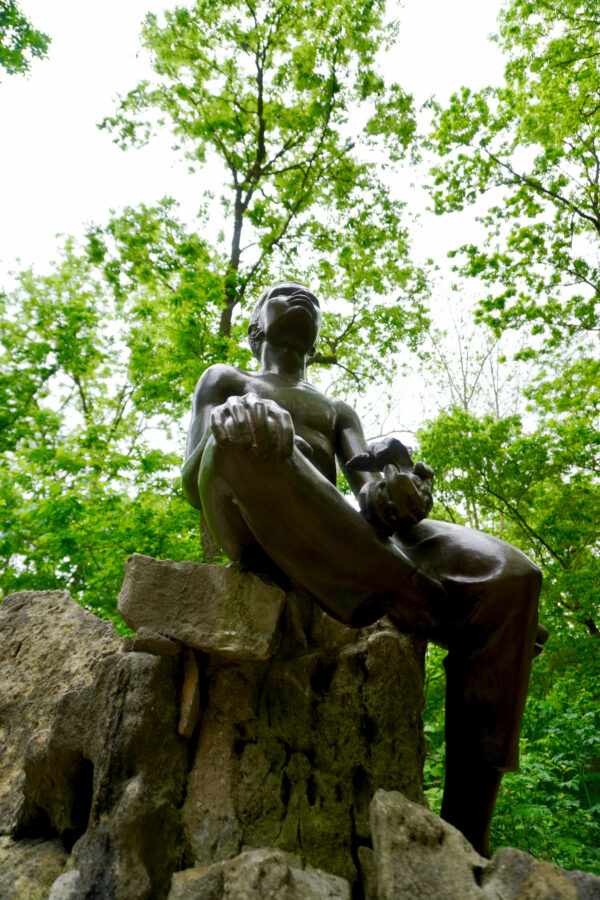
495,677,600,873
0,233,207,622
417,392,600,870
423,638,600,874
426,0,600,346
421,6,600,870
100,0,429,391
1,0,432,619
0,0,49,76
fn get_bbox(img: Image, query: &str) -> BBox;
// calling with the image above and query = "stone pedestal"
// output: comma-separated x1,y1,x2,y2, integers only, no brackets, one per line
182,606,426,886
118,554,427,887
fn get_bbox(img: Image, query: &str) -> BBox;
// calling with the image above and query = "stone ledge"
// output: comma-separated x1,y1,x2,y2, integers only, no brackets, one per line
118,554,286,661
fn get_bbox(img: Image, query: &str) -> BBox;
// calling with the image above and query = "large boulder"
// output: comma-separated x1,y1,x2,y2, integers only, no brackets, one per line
20,650,190,900
0,588,190,900
0,590,122,835
370,791,600,899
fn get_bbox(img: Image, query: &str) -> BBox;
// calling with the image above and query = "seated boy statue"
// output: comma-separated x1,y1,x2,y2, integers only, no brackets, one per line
182,280,546,856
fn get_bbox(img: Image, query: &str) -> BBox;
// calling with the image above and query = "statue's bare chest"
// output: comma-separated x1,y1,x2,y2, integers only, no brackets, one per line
243,374,336,437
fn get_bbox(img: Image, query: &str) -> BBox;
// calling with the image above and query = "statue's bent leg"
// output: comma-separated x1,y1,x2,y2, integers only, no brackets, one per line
198,436,447,632
200,438,541,855
394,521,542,854
443,569,541,853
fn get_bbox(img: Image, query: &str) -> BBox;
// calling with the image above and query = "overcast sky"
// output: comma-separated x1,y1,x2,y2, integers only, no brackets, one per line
0,0,504,283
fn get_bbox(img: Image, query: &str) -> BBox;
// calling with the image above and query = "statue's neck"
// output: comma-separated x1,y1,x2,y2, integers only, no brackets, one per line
259,345,308,382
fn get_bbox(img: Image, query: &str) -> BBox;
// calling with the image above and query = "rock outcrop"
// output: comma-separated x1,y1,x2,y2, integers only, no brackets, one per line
0,590,122,835
2,558,599,900
1,588,189,900
369,791,600,900
116,553,428,884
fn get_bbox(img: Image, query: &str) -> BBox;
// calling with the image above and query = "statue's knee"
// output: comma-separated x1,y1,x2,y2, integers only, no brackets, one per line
199,436,240,499
203,435,245,473
503,548,542,598
201,436,275,493
522,561,542,598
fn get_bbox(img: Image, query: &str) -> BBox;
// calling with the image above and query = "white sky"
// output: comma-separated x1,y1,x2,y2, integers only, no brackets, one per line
0,0,504,280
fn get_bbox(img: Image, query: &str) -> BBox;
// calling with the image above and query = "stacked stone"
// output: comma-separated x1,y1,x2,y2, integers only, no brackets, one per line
1,557,598,899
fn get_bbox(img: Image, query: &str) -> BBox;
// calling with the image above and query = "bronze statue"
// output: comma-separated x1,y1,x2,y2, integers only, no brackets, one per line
182,281,547,856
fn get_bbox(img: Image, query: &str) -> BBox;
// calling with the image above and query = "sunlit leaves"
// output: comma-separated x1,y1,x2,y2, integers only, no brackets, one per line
0,0,50,77
0,227,212,620
427,0,600,344
99,0,427,391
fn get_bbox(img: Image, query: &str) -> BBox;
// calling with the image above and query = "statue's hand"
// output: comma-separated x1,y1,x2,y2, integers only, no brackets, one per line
348,436,434,536
358,462,434,537
210,393,295,458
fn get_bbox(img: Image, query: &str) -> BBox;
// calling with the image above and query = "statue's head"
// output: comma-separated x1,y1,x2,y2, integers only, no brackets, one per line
248,281,321,360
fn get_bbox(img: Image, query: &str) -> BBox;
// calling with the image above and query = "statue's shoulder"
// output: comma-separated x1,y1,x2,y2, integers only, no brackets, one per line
333,397,362,428
192,364,252,406
194,363,250,391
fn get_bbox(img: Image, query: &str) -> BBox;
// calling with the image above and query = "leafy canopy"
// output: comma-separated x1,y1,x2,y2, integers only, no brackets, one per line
0,230,205,626
426,0,600,346
101,0,427,391
0,0,49,77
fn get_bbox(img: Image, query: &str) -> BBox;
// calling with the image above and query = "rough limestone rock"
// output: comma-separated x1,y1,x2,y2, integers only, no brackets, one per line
370,788,485,899
6,565,598,899
118,554,286,660
131,625,182,656
167,849,351,900
183,591,427,886
0,836,68,900
0,590,122,834
21,650,190,900
2,568,425,897
370,791,600,899
483,847,600,899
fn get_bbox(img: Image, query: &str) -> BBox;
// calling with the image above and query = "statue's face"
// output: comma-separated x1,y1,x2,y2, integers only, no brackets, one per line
259,282,321,351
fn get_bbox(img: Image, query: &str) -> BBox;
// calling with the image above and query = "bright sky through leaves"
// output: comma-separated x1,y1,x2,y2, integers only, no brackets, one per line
0,0,503,282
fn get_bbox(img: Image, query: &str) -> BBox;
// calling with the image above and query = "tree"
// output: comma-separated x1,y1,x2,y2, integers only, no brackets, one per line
100,0,428,390
411,306,600,869
426,0,600,350
1,0,434,614
0,232,206,625
0,0,49,76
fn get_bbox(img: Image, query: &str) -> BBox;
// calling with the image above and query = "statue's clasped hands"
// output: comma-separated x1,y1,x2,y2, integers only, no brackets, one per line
347,437,434,537
210,393,312,458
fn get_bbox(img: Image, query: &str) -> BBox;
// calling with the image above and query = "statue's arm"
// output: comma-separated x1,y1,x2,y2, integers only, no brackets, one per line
181,365,239,509
334,401,380,497
335,400,434,536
